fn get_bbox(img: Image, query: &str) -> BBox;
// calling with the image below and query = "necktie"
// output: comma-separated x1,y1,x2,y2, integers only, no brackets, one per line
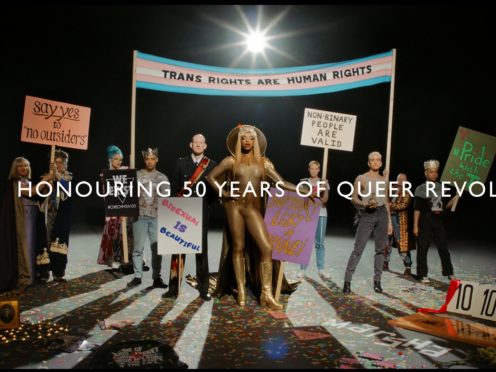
194,161,199,166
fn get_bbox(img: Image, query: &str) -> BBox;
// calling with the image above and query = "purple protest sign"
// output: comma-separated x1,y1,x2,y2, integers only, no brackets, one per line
264,188,321,265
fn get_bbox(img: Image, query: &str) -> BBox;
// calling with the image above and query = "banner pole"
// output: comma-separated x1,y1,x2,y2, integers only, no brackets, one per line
121,217,129,264
322,148,329,181
130,50,138,169
50,145,55,173
385,48,397,173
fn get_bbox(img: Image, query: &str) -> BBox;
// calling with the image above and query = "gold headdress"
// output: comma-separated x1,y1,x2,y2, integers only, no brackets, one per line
226,124,267,156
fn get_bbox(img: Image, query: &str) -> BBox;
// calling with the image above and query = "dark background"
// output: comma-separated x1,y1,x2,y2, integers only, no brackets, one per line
1,5,494,247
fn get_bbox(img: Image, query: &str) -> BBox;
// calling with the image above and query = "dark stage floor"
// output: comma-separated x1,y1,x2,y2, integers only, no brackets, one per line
1,228,495,368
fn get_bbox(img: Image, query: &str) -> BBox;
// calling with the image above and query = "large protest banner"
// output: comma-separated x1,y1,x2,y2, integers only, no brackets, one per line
130,49,396,170
102,169,139,218
264,189,321,266
21,95,91,150
157,197,203,255
441,126,496,193
135,50,393,97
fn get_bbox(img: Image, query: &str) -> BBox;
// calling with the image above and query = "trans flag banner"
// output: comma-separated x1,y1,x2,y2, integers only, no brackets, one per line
135,50,393,97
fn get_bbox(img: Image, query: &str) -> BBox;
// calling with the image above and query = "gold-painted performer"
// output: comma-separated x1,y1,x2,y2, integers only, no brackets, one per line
207,124,312,310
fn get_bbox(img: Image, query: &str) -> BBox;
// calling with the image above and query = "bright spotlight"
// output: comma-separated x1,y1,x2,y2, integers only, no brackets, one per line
246,31,267,54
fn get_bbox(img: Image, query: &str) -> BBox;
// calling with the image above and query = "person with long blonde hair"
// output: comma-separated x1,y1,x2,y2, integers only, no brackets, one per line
207,124,312,310
0,157,52,293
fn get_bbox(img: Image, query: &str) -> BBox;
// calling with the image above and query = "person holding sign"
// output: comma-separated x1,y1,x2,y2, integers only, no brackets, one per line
0,157,52,293
413,160,457,284
38,149,73,284
127,148,170,289
207,124,310,310
97,145,135,270
383,173,414,277
298,160,330,279
343,151,393,294
163,134,217,301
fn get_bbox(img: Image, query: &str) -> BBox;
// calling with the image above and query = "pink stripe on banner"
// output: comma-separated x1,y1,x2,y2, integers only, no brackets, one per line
136,56,392,91
136,68,391,91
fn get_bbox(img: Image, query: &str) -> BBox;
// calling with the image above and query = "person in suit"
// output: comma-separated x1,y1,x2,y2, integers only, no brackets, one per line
162,133,217,301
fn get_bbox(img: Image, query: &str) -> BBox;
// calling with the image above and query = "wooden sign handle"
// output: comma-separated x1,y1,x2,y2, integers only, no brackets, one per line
121,217,129,264
450,194,461,212
178,255,184,297
50,145,55,174
275,261,285,302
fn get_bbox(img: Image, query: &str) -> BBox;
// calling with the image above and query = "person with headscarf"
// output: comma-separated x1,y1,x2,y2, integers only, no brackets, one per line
97,145,134,270
38,148,73,283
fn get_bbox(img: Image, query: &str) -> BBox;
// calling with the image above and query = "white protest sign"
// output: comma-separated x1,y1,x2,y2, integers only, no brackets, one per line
471,284,496,322
300,108,356,151
446,281,496,321
447,281,480,316
157,197,202,255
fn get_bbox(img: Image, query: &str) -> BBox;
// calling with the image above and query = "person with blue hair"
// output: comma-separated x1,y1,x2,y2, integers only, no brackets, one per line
97,145,136,270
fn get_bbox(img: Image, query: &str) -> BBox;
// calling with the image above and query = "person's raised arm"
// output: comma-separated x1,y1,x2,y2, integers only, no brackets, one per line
263,158,302,193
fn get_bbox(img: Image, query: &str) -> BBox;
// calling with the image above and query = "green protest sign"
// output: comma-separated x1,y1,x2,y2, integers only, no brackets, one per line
441,126,496,194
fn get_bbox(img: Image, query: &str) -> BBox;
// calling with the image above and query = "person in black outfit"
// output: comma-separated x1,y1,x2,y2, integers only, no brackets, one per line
413,159,457,283
162,133,217,301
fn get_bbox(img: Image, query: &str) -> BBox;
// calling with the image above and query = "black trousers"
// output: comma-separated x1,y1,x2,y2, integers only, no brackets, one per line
416,213,454,278
195,216,210,294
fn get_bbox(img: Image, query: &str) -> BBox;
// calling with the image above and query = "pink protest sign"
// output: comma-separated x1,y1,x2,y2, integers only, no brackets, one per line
264,189,321,265
21,95,91,150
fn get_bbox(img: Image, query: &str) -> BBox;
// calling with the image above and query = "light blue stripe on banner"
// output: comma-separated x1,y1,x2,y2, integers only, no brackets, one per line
137,50,393,75
136,76,391,97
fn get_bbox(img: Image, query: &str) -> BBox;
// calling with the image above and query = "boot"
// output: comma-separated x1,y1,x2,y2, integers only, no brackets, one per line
373,281,383,293
259,262,283,310
343,281,351,293
232,257,246,307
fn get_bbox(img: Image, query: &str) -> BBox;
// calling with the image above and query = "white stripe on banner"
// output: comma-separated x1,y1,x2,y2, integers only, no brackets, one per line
134,50,393,97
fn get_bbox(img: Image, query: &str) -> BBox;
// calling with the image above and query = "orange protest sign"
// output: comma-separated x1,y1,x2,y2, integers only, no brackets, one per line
21,95,91,150
389,313,496,348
